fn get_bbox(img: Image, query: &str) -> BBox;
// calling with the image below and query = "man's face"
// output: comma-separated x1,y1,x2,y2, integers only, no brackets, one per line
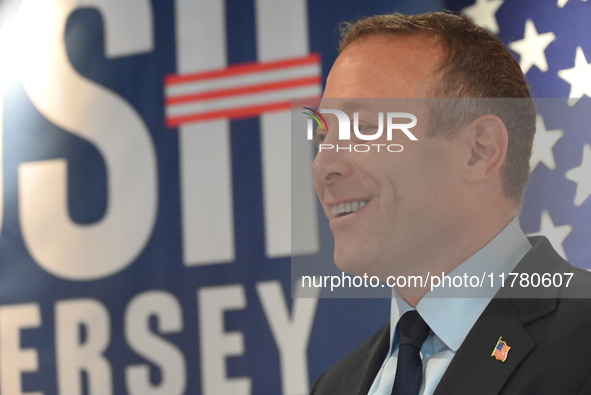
312,35,468,280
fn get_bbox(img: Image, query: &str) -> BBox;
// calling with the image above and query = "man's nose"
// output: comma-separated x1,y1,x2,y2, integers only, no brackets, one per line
311,140,354,186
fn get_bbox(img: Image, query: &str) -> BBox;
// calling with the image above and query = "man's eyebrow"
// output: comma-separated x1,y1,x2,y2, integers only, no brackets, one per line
319,100,371,113
340,100,370,112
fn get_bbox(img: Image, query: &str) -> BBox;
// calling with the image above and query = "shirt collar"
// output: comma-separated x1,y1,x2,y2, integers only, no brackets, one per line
389,218,532,352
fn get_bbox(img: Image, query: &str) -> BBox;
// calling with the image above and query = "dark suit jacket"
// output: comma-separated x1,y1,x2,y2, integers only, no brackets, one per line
311,236,591,394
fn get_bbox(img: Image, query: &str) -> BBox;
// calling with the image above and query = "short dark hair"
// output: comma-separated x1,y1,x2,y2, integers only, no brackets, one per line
339,12,536,203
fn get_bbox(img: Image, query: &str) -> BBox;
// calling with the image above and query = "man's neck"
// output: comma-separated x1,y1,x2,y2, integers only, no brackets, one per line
397,214,517,306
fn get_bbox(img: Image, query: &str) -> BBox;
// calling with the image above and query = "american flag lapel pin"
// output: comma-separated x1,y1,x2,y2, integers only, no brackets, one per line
491,336,511,362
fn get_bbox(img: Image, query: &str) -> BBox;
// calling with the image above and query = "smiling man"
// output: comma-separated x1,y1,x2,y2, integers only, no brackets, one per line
310,12,591,395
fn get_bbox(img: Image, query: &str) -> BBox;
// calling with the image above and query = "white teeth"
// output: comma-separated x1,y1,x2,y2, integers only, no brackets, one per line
330,200,369,216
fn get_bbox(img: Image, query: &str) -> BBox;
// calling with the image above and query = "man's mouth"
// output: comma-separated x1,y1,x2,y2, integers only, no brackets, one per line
330,200,370,217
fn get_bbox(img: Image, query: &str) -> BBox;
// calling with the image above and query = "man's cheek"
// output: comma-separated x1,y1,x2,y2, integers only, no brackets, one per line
313,182,323,200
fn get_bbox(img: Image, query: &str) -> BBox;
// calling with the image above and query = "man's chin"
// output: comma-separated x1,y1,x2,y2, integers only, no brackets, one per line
333,251,374,278
334,250,409,281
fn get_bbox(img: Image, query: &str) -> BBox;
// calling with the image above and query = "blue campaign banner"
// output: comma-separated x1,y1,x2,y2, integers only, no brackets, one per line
0,1,438,394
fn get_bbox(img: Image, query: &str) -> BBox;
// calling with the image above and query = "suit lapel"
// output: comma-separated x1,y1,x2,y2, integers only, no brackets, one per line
357,323,391,395
433,298,536,395
434,236,561,395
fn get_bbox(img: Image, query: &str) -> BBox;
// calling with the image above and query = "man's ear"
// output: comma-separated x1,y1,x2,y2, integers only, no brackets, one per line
463,114,508,184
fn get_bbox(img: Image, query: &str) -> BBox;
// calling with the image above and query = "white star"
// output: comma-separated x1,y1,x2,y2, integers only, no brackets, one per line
463,0,504,33
528,210,572,260
558,0,588,9
557,46,591,106
509,19,555,74
565,144,591,206
530,114,563,172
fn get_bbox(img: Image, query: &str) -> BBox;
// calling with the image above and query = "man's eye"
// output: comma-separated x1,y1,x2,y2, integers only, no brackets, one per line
356,123,378,134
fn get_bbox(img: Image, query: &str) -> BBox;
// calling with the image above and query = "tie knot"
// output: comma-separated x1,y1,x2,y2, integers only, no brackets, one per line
398,310,430,349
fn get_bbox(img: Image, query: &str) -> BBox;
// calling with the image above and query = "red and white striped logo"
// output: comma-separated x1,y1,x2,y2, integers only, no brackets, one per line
164,53,322,127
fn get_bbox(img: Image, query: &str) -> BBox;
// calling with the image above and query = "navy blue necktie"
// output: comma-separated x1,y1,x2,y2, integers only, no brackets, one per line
391,310,430,395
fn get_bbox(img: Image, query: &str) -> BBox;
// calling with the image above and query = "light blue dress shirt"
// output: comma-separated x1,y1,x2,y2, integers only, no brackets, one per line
368,218,532,395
